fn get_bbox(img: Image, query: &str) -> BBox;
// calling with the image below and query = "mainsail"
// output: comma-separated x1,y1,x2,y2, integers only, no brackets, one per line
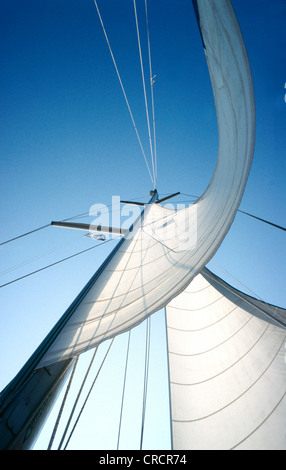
38,0,255,367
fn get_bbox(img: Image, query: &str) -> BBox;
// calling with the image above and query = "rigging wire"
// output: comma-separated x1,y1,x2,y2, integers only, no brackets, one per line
47,356,79,450
0,235,119,289
0,223,51,246
0,193,150,247
0,192,284,289
0,234,85,278
163,308,174,450
63,339,114,450
140,315,151,449
145,0,157,184
133,0,156,188
180,193,286,231
57,346,99,450
203,265,286,328
238,209,286,232
207,260,265,302
117,330,132,450
93,0,155,188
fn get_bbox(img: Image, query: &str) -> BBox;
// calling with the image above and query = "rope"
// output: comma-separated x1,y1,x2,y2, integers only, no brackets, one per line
133,0,156,188
117,330,132,450
140,316,151,449
93,0,154,187
47,356,79,450
63,339,114,450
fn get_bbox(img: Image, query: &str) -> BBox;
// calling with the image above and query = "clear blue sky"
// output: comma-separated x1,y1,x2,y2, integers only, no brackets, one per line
0,0,285,450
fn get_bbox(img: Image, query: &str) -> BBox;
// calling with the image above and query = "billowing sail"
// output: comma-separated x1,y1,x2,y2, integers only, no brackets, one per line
166,268,286,450
39,0,255,367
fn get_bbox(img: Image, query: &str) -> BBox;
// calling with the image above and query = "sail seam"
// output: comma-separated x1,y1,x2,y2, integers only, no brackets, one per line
231,391,286,450
167,303,242,332
171,334,286,423
168,317,268,357
169,326,283,386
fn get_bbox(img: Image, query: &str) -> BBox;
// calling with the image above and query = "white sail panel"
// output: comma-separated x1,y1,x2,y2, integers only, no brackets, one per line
39,0,255,367
166,268,286,450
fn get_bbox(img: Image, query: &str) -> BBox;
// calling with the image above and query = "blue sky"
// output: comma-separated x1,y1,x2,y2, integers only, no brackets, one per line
0,0,285,450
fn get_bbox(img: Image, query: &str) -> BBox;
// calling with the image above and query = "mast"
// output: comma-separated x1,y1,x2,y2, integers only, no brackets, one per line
0,190,158,450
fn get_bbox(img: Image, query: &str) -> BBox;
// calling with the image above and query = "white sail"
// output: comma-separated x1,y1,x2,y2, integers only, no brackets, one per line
166,268,286,450
39,0,255,367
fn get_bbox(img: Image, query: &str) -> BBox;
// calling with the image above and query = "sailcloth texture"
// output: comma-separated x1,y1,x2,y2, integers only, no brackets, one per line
166,268,286,450
39,0,255,367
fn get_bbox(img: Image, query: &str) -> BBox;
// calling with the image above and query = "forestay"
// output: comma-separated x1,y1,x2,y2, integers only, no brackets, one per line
166,268,286,450
39,0,255,367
